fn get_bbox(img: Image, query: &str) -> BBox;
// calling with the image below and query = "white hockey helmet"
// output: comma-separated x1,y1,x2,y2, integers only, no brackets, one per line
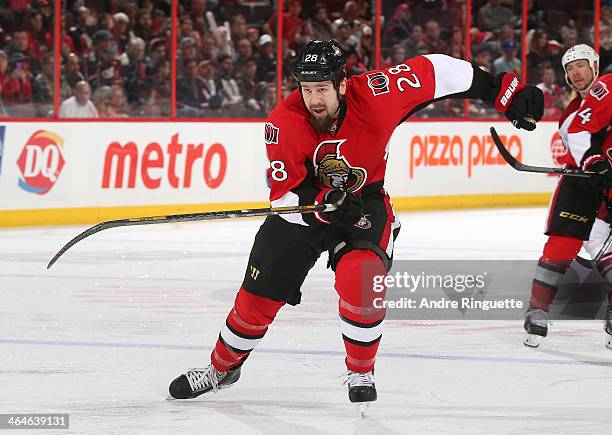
561,44,599,92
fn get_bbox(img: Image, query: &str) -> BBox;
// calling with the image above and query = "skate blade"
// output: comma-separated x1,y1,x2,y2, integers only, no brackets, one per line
524,334,543,348
606,334,612,350
166,394,177,401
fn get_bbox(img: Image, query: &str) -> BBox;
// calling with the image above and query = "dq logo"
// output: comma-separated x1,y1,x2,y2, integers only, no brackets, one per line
16,130,65,194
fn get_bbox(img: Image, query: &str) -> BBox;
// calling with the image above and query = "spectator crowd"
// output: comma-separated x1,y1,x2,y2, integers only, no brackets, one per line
0,0,172,117
174,0,377,117
382,0,606,118
0,0,607,119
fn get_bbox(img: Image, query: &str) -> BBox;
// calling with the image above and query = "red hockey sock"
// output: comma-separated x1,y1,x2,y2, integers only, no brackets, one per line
530,235,582,311
211,287,285,371
335,250,387,373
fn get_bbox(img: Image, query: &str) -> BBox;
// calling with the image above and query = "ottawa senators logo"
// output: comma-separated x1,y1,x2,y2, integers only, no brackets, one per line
264,122,279,144
313,139,367,192
366,71,390,96
590,81,609,101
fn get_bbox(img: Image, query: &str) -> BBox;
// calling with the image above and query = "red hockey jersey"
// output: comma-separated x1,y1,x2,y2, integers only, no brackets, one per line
264,54,491,226
557,73,612,168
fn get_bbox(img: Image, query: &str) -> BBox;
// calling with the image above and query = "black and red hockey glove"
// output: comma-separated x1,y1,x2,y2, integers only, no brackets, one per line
583,155,612,190
323,189,364,225
492,73,544,131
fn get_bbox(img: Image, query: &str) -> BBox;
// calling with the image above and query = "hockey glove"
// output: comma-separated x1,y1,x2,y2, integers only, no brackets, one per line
323,189,364,225
493,73,544,131
583,155,612,190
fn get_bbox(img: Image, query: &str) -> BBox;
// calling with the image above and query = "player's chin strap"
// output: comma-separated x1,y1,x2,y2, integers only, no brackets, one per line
568,66,598,94
329,97,347,136
334,86,343,111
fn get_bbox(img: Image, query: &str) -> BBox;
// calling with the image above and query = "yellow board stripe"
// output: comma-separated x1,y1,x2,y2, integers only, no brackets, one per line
0,193,551,228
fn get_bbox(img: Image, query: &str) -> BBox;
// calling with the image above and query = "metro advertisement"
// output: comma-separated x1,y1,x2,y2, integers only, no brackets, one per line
0,121,560,226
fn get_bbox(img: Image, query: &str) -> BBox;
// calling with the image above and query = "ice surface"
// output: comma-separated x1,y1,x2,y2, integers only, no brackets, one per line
2,208,612,434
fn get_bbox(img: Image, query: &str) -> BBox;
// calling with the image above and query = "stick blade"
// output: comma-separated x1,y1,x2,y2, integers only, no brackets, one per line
490,127,520,169
46,203,333,269
47,223,109,269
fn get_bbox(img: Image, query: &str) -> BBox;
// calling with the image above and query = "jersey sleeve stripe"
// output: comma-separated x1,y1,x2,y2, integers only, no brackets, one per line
424,54,474,99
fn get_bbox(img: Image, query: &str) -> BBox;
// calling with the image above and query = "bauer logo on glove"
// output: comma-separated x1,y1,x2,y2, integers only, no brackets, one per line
493,72,544,131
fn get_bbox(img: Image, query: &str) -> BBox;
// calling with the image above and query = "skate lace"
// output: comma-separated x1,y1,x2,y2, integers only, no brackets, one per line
343,371,374,388
186,365,224,394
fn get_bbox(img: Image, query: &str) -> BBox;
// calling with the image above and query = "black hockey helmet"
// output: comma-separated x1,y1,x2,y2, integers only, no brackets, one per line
293,40,346,87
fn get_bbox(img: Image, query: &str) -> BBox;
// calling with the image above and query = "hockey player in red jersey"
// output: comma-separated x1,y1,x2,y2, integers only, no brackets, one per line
168,40,544,406
524,44,612,348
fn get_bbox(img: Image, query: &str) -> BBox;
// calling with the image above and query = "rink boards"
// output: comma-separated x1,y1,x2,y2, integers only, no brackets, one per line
0,121,560,227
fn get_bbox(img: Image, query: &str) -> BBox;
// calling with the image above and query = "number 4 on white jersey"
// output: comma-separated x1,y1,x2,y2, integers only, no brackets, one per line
577,107,592,124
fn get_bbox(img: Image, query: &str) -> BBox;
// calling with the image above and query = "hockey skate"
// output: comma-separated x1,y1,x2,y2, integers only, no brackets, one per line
605,306,612,350
524,308,549,348
344,371,377,418
167,363,241,400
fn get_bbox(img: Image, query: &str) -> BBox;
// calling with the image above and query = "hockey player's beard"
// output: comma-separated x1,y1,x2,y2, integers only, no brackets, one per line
309,112,334,133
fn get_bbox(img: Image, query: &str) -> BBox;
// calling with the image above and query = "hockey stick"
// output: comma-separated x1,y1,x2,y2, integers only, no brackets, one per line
490,127,597,178
491,126,612,264
47,201,339,269
574,229,612,269
594,230,612,263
